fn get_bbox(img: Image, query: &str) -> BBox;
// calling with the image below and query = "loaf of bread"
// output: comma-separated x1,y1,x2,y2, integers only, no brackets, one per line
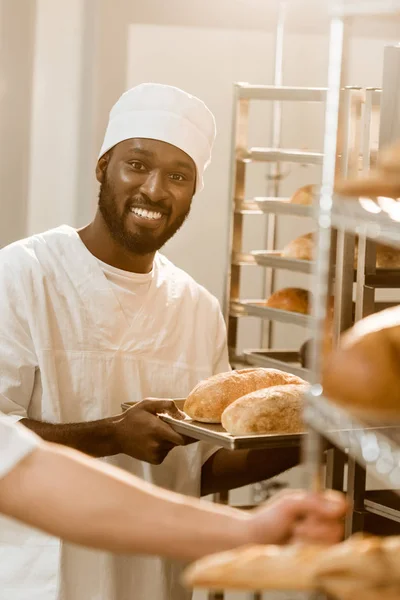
184,534,400,597
221,383,308,435
183,543,323,591
289,184,316,205
184,368,305,423
335,140,400,199
265,288,310,314
282,232,400,269
282,233,314,261
322,305,400,419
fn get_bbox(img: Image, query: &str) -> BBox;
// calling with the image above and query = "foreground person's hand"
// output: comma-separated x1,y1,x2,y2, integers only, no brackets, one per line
248,489,347,546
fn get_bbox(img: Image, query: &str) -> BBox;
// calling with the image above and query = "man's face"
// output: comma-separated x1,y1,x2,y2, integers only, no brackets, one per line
97,138,197,255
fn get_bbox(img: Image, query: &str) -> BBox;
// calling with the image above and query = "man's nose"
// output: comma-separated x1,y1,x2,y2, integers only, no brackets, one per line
139,170,168,203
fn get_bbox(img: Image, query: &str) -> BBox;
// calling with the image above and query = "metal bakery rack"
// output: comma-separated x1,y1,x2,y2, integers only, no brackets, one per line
303,0,400,551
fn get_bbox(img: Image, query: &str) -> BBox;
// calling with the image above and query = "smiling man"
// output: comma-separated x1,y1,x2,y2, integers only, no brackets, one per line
0,84,299,600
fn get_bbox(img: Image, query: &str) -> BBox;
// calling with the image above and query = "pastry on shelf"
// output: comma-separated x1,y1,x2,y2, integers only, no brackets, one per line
335,140,400,199
289,184,317,205
221,383,308,435
322,305,400,420
184,368,305,424
264,287,310,314
282,232,400,268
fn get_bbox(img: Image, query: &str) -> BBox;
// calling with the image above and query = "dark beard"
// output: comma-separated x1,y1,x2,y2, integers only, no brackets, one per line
98,177,191,255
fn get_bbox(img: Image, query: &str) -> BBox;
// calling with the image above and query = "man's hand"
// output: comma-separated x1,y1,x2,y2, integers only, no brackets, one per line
114,399,189,465
247,489,347,546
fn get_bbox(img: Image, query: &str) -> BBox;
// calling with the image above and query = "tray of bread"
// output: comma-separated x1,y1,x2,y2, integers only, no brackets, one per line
230,288,313,327
253,184,317,218
121,369,309,450
183,533,400,598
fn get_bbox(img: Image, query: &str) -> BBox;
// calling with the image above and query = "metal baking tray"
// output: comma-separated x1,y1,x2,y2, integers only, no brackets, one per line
253,197,314,218
230,300,313,328
122,400,304,451
252,250,315,274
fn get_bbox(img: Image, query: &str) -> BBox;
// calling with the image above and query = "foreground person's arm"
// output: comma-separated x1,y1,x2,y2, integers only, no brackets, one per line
0,441,346,560
201,447,301,497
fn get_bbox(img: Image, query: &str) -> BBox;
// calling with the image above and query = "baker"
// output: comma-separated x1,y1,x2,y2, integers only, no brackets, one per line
0,83,300,600
0,414,346,564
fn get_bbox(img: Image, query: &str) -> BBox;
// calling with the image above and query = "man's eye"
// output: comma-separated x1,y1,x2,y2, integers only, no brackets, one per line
130,161,146,171
169,173,185,182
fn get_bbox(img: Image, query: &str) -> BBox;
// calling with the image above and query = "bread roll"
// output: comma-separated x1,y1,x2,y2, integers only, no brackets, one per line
282,233,400,269
289,184,316,205
221,383,308,435
282,233,314,261
265,288,310,314
184,368,305,423
322,306,400,419
183,543,323,591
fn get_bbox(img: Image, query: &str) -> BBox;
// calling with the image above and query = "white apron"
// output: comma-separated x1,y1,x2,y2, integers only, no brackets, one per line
0,225,229,600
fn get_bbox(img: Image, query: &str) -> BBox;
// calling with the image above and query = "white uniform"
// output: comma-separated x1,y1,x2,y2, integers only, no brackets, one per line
0,412,39,479
0,225,230,600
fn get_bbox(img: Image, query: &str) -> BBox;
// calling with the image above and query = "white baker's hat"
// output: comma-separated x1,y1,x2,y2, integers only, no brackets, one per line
99,83,216,193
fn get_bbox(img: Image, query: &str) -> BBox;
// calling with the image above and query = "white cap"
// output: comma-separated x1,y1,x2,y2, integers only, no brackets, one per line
99,83,216,193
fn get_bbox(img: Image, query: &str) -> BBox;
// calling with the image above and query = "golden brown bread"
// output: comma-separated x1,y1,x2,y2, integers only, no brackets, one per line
335,140,400,199
183,543,323,590
265,287,310,314
184,368,305,423
283,232,400,269
322,306,400,419
289,184,316,205
184,534,400,596
221,384,308,435
282,233,314,261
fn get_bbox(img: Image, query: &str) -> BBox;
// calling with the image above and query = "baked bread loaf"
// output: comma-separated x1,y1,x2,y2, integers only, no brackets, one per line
265,288,310,314
184,534,400,597
282,233,400,269
335,140,400,199
322,305,400,419
289,184,316,205
221,383,308,435
183,543,323,591
282,233,314,261
184,368,305,423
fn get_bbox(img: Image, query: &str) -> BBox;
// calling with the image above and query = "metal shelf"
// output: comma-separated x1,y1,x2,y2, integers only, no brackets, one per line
304,387,400,493
253,197,314,217
230,300,313,327
236,84,327,102
243,349,311,381
252,251,314,274
331,0,400,17
239,147,324,165
364,491,400,523
332,195,400,250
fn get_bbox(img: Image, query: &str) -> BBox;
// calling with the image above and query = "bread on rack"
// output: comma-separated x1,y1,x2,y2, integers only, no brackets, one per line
184,534,400,597
265,287,310,314
184,368,305,423
282,232,400,269
221,383,308,435
282,232,314,261
335,140,400,199
322,305,400,420
289,184,316,205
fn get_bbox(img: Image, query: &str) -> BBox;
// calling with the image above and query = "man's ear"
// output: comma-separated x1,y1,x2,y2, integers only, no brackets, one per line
96,153,110,184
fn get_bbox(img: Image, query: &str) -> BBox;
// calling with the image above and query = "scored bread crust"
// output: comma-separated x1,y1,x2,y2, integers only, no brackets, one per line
322,305,400,418
183,543,323,591
265,288,310,314
282,233,314,261
221,384,308,435
184,368,305,423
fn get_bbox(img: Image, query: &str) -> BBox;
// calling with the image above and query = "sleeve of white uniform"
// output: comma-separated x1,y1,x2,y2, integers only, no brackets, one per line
0,250,38,421
0,414,39,479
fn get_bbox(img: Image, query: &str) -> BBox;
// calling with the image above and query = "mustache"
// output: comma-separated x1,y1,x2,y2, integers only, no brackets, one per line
126,195,170,215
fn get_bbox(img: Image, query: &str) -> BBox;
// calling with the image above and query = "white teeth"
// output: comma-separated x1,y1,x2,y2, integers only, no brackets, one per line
131,207,163,220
